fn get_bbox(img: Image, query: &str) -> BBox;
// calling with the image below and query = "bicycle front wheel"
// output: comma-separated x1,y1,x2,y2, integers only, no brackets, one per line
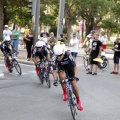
67,89,77,120
13,59,22,75
46,74,51,88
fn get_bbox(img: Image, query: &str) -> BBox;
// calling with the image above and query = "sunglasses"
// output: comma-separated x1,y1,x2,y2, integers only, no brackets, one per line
37,47,42,49
57,54,63,57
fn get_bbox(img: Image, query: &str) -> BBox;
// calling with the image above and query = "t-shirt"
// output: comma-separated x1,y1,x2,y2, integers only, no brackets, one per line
91,40,102,57
3,29,12,40
114,42,120,57
69,38,79,52
12,29,20,40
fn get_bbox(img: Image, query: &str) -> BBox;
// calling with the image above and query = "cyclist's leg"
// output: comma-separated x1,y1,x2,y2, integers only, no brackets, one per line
58,68,67,101
52,65,58,86
68,69,83,111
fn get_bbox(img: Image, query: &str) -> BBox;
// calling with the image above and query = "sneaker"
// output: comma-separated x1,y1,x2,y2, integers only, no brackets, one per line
0,73,4,79
92,73,97,75
77,102,84,111
63,93,68,101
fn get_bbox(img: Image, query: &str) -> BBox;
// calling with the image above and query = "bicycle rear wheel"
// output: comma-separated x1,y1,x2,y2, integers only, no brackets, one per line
83,57,89,71
99,56,108,69
67,89,77,120
13,59,22,75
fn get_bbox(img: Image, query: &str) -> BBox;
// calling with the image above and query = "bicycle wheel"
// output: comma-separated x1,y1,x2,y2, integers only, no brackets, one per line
39,71,44,84
45,73,51,88
83,56,89,71
99,56,108,69
67,89,77,120
12,59,22,75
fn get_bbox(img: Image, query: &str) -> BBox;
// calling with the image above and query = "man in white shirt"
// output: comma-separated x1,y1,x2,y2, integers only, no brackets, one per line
69,32,79,62
3,25,12,41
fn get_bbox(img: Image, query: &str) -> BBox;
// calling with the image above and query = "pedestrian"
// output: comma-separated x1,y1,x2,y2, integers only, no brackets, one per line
11,25,20,58
24,29,34,61
40,33,48,45
102,34,108,51
22,25,29,49
48,32,56,52
69,32,79,62
40,27,49,37
3,25,12,41
87,33,102,75
110,38,120,74
57,34,65,45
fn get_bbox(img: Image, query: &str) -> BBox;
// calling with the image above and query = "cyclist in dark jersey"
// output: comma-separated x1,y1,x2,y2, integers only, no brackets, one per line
0,36,18,70
52,45,83,111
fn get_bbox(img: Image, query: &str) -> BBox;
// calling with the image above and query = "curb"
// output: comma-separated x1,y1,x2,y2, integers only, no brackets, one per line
0,57,34,65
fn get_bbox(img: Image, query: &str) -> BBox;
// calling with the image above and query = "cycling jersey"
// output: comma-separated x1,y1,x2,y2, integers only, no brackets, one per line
52,51,76,80
0,42,14,55
32,46,48,60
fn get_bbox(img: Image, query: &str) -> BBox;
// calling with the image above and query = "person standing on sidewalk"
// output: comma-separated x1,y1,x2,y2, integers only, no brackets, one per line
24,29,34,61
11,25,20,58
111,38,120,74
69,32,79,62
3,25,12,41
87,33,102,75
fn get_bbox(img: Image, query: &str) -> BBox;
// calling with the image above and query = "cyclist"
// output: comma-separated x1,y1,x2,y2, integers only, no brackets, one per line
0,36,18,70
52,45,83,111
32,41,50,75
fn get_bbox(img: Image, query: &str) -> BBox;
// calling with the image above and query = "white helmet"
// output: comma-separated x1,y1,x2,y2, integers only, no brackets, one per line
4,36,11,41
53,45,65,56
35,41,43,47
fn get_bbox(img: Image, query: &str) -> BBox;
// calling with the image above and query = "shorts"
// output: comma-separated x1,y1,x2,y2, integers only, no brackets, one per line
71,52,78,58
90,56,98,65
102,44,107,49
114,55,120,64
58,66,75,81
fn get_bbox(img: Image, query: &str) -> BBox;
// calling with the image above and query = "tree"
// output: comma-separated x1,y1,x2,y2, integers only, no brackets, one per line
0,0,4,40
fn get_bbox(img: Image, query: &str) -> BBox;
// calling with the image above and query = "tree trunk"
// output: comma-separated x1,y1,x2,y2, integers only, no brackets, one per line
0,0,4,40
107,29,111,41
65,19,72,44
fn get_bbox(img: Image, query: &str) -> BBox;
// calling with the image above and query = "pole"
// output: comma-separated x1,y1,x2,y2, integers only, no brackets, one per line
57,0,65,40
34,0,40,47
32,0,36,16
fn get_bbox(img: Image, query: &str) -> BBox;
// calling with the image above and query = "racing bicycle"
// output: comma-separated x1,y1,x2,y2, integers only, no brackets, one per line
36,60,51,88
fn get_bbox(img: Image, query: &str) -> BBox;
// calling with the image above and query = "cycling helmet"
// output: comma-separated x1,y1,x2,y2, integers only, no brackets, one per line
53,45,65,56
35,41,43,47
4,36,11,41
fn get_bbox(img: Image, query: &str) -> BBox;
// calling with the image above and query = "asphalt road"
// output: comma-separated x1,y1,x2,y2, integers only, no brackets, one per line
0,58,120,120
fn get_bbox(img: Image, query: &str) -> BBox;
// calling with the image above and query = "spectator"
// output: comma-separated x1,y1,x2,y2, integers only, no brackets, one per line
87,33,102,75
24,29,34,61
22,25,29,48
40,33,48,44
111,38,120,74
48,32,56,52
11,25,20,58
3,25,12,41
57,34,65,44
40,27,49,37
102,35,108,50
69,32,79,62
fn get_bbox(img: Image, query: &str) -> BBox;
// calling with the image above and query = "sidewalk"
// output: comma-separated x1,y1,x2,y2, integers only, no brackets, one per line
0,44,114,65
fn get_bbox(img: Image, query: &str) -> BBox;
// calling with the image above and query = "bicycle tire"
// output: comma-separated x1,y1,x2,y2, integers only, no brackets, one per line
67,89,77,120
46,74,51,88
99,56,108,69
39,71,44,84
13,59,22,75
83,57,89,71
